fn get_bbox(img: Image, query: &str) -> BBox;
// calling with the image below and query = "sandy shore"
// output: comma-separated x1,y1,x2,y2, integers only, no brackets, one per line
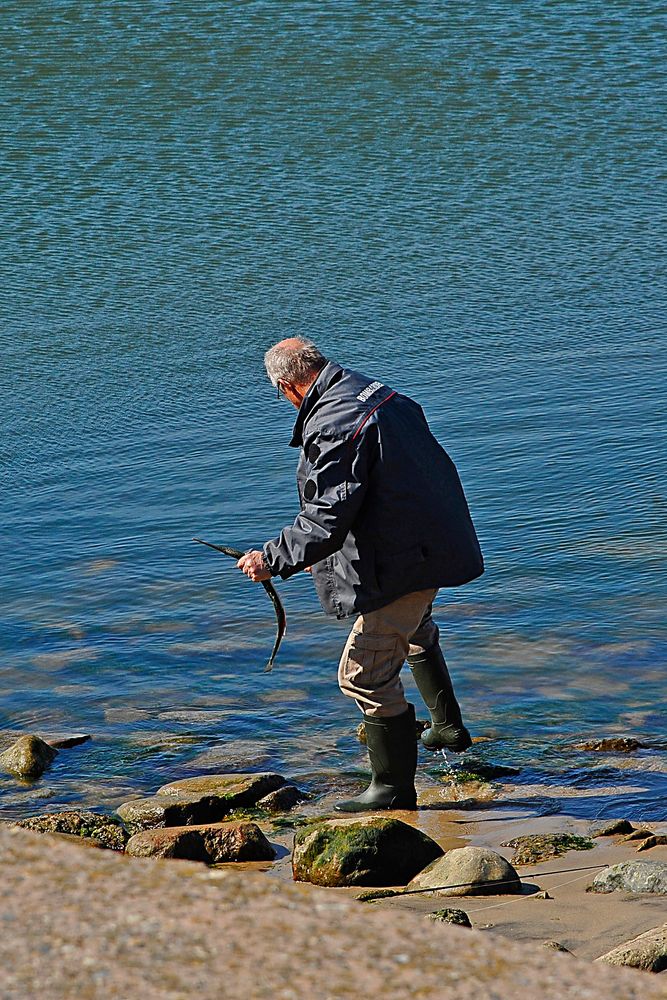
2,823,665,1000
240,792,667,965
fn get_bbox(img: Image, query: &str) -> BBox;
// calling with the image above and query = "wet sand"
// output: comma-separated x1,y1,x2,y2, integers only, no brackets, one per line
237,796,667,966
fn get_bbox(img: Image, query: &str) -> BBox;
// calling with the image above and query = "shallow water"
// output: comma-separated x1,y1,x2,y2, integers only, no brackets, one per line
1,2,665,821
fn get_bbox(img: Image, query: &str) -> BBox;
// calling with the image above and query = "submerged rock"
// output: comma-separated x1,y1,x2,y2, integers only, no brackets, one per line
0,736,58,778
589,861,667,895
292,816,442,888
42,734,92,750
125,821,275,863
576,737,645,753
501,833,593,865
451,760,521,781
419,781,497,807
14,811,128,851
428,908,472,928
117,773,285,832
593,819,635,837
596,922,667,973
407,846,522,897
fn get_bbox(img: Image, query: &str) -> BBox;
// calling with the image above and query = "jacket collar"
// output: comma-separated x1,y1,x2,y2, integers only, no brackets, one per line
289,361,344,447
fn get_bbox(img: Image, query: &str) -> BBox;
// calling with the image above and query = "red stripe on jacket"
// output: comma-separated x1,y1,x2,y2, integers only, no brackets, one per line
351,390,397,441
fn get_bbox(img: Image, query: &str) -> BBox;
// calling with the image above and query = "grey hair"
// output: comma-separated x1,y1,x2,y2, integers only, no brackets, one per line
264,339,328,387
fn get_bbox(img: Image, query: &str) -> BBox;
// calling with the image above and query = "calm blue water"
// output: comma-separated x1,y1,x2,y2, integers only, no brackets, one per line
1,1,665,821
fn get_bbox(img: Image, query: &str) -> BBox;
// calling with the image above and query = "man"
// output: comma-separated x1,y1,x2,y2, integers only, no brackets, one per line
238,338,484,812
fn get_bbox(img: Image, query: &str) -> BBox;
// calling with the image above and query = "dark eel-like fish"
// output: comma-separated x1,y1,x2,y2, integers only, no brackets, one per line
192,538,286,672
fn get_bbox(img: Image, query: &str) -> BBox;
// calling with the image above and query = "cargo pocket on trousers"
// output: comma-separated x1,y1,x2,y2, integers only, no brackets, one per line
343,631,400,689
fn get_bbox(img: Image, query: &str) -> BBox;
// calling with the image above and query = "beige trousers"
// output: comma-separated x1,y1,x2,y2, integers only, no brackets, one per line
338,588,439,718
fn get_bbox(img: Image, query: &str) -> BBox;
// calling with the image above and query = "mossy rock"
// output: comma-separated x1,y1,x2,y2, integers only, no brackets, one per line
501,833,594,866
453,760,521,781
428,908,472,928
14,811,128,851
292,816,443,888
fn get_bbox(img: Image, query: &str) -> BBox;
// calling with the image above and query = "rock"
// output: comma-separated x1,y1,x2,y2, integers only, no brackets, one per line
589,861,667,895
158,772,285,802
14,811,128,851
452,761,521,781
407,846,522,897
356,888,400,902
596,922,667,973
543,940,572,954
593,819,635,837
533,890,553,900
125,821,275,863
622,828,655,842
2,826,665,1000
42,832,107,850
117,773,286,831
256,784,303,813
428,908,472,928
292,816,443,888
576,737,645,752
0,736,58,778
419,781,497,805
501,833,593,865
356,719,428,745
637,836,667,852
42,734,92,750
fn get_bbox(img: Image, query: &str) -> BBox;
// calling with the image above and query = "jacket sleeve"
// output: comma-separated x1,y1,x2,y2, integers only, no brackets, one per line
263,432,370,579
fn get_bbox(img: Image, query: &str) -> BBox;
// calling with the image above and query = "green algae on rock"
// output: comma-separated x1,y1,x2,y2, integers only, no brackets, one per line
125,820,275,863
0,735,58,778
428,908,472,928
292,816,443,888
501,833,594,866
14,811,128,851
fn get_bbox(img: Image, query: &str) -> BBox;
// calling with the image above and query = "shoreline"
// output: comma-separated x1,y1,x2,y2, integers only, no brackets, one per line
2,730,666,978
1,814,665,999
242,790,667,965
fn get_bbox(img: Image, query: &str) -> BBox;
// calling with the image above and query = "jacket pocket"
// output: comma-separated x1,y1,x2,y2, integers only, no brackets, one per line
375,543,427,585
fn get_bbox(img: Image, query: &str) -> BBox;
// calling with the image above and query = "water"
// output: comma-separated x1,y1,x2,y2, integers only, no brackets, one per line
1,1,665,821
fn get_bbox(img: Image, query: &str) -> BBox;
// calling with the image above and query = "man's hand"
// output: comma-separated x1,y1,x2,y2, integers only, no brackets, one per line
237,550,272,582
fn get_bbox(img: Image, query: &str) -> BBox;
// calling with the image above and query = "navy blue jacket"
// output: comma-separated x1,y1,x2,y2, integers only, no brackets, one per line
263,362,484,618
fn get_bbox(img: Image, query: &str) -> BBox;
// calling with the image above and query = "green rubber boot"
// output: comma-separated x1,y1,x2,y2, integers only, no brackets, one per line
408,645,472,752
335,704,418,812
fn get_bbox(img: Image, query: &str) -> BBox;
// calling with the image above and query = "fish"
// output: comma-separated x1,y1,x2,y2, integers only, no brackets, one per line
192,538,286,672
